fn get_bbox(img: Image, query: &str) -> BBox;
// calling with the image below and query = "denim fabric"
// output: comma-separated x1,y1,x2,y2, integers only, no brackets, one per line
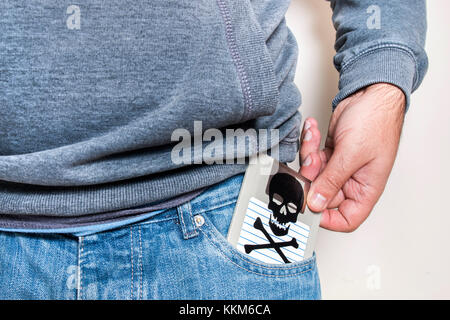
0,173,321,300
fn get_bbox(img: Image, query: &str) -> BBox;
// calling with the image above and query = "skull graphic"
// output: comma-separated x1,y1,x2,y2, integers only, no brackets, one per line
268,172,304,236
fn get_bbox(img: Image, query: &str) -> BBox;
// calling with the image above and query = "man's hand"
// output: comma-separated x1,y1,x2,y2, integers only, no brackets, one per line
299,83,406,232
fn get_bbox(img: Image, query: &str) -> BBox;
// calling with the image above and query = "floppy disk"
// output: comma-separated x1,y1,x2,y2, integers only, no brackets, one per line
227,154,321,264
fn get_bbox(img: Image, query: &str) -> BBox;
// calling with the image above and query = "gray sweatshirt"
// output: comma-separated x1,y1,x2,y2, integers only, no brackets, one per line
0,0,428,221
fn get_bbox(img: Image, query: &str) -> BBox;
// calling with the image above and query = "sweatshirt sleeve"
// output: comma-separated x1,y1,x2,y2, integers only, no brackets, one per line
328,0,428,110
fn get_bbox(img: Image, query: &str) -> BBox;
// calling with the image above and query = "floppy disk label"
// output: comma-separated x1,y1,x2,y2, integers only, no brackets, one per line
227,154,321,264
236,197,310,264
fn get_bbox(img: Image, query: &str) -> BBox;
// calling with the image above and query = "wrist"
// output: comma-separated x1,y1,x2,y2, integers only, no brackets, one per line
338,83,406,118
363,83,406,115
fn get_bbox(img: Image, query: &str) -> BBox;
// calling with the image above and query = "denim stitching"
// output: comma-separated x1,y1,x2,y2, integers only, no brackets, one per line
178,206,188,238
77,236,84,300
199,228,313,278
130,226,134,300
135,216,177,226
138,226,143,300
193,199,238,216
179,202,197,238
216,0,253,121
185,201,198,238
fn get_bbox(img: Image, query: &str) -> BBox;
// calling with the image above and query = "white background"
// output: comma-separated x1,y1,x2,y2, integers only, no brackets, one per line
286,0,450,299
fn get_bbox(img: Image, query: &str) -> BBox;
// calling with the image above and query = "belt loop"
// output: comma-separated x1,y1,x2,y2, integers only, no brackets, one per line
177,201,199,240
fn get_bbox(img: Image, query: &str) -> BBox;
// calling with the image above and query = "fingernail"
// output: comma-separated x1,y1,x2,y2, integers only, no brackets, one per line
304,130,312,141
310,193,327,210
303,155,312,166
304,121,311,130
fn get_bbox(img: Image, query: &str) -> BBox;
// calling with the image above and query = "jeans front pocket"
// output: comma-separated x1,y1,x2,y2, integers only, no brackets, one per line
198,200,320,278
193,202,321,299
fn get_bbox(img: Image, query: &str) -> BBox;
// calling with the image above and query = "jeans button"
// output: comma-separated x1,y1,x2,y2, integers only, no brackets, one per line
194,215,205,227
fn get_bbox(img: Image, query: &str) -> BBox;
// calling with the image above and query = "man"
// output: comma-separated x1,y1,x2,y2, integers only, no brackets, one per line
0,0,427,299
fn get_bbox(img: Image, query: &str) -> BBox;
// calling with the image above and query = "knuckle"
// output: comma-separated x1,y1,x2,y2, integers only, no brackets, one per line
335,150,354,173
322,174,342,192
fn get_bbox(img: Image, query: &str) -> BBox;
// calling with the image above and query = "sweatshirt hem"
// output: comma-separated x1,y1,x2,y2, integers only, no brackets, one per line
0,138,299,217
332,45,418,111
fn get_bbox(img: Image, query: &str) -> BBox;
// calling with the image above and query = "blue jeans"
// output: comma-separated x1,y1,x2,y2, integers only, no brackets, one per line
0,174,321,299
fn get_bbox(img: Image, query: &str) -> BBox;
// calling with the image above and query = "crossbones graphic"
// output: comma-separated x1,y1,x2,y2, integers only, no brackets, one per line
244,217,298,263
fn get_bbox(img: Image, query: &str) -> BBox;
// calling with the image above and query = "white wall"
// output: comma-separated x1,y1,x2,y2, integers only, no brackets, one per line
286,0,450,299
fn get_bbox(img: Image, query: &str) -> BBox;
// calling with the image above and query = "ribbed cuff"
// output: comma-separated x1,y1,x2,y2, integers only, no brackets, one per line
332,46,418,111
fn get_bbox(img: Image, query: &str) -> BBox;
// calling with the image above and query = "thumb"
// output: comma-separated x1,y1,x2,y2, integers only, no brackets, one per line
307,145,365,212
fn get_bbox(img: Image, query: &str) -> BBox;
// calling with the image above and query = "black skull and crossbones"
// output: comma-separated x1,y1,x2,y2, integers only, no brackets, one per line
244,173,304,263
